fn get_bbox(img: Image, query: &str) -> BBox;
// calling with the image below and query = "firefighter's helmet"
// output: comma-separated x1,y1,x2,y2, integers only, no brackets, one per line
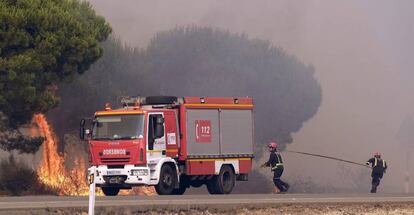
268,142,278,150
374,152,381,158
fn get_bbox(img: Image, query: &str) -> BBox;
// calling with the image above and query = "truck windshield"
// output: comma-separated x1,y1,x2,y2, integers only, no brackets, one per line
92,115,144,140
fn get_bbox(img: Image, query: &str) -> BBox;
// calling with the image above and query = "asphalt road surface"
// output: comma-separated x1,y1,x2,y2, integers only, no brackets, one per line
1,193,414,210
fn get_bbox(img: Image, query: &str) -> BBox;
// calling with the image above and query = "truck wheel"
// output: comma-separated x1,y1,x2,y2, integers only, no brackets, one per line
172,175,188,195
155,164,177,195
207,165,235,194
101,187,120,196
172,184,187,195
206,177,219,194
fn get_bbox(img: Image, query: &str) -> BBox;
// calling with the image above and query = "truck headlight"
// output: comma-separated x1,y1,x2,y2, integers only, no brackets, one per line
131,169,148,176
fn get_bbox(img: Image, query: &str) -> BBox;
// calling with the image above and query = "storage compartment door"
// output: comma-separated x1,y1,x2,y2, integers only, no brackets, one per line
186,109,220,156
220,109,254,155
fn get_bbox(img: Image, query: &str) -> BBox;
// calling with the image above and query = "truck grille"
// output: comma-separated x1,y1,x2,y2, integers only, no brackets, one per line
100,157,130,164
107,165,124,169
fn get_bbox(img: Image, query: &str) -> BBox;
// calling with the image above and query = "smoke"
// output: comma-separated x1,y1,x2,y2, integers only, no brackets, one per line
145,26,321,145
83,1,414,193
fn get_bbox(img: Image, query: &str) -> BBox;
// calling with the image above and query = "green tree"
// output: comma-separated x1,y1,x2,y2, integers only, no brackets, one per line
0,0,111,153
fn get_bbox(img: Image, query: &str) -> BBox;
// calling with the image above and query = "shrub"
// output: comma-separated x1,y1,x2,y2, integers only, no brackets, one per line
0,155,56,195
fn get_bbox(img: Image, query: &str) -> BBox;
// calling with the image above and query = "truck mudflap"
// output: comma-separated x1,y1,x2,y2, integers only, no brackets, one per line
94,165,151,186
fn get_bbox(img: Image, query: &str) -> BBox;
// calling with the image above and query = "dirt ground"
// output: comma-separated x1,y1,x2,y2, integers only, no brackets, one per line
2,202,414,215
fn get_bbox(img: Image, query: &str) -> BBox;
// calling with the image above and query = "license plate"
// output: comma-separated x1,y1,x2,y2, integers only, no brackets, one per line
109,177,120,184
107,170,121,175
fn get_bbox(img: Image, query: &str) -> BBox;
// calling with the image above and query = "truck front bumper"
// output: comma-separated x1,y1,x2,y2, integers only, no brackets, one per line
93,165,151,187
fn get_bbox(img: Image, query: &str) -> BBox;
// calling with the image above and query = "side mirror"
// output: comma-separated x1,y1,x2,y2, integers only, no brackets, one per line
80,119,86,140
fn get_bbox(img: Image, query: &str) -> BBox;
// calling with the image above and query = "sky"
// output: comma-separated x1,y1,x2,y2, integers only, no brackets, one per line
89,0,414,193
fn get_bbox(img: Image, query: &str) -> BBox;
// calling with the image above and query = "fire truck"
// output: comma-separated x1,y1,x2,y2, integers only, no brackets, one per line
80,96,254,196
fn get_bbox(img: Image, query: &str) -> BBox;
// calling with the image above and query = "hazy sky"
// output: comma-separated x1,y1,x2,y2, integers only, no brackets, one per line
89,0,414,192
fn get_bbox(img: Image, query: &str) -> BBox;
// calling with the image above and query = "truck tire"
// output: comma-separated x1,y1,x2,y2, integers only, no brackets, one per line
172,175,188,195
172,183,187,195
101,187,120,196
206,178,219,194
145,96,178,105
207,165,235,194
155,164,177,195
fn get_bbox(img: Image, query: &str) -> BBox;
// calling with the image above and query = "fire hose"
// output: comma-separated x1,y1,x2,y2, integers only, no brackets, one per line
284,150,372,168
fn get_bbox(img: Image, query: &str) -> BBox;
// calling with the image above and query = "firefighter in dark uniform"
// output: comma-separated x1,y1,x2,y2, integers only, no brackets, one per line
366,152,387,193
261,142,290,193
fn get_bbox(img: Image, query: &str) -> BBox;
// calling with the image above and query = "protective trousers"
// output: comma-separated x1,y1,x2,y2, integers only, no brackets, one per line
371,177,380,193
273,168,289,192
371,171,383,193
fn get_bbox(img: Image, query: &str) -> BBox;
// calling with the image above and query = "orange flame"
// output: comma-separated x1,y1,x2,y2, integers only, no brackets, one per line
33,113,89,195
32,113,156,196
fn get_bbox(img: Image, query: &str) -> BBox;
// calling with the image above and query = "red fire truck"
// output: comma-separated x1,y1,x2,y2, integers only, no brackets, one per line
80,96,254,196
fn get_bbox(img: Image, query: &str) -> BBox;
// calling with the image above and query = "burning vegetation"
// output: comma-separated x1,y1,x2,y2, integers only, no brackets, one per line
32,113,89,196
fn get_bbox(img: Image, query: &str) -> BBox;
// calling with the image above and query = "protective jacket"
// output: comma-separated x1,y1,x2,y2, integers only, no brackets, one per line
366,157,387,177
265,151,284,171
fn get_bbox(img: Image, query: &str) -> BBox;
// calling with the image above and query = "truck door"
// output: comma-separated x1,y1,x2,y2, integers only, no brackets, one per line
164,111,179,158
147,113,166,165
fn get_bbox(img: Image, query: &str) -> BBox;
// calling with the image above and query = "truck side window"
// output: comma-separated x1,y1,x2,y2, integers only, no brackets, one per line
148,114,164,150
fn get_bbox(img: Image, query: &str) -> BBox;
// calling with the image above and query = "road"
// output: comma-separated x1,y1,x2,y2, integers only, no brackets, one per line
0,193,414,210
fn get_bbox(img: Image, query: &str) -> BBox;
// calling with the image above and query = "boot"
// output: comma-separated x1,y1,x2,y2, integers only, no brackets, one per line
284,183,290,192
370,186,377,193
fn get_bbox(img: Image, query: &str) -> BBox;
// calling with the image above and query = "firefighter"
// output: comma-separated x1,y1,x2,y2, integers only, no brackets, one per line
261,142,290,193
366,152,387,193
